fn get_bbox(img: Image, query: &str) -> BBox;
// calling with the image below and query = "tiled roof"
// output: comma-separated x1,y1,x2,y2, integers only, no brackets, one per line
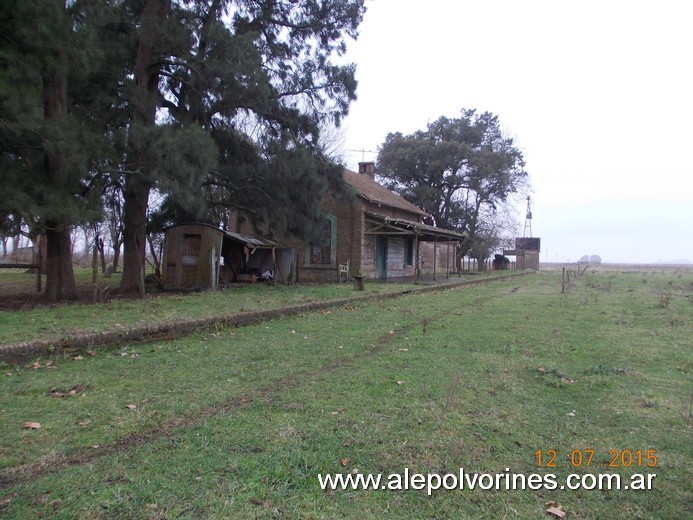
343,169,428,217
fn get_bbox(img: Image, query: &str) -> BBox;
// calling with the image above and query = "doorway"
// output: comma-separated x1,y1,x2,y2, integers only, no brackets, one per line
376,236,388,280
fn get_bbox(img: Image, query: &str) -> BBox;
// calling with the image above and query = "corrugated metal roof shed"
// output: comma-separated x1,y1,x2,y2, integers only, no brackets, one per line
223,230,286,249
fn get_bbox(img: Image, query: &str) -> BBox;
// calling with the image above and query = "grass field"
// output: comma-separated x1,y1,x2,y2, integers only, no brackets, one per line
0,268,691,518
0,268,424,346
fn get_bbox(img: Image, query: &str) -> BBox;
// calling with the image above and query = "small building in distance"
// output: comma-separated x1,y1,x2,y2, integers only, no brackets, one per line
505,237,541,270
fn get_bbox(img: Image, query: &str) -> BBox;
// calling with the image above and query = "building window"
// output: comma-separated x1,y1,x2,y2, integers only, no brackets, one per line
405,238,414,266
306,215,336,266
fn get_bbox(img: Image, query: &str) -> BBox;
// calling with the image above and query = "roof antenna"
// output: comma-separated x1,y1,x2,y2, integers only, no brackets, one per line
350,148,377,161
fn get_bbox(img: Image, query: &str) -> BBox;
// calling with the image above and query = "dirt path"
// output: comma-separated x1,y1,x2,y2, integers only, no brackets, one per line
0,318,423,489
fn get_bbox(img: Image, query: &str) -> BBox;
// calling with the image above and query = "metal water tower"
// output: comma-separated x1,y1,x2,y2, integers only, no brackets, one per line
523,196,532,237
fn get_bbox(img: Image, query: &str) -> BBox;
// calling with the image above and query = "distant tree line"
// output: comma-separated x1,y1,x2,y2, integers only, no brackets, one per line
578,255,602,264
0,0,366,300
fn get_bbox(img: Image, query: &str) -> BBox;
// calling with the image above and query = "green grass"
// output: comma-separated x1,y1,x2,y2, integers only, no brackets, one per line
0,268,431,346
0,269,691,518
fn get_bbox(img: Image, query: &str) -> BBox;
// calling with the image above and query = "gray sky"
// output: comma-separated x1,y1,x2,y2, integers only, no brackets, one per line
339,0,692,264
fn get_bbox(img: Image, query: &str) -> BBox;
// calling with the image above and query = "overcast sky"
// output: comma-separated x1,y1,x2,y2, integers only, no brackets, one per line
338,0,692,264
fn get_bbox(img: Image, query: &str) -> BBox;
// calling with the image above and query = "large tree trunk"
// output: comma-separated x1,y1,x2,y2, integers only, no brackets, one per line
42,32,77,301
44,224,78,301
119,0,169,294
119,176,151,294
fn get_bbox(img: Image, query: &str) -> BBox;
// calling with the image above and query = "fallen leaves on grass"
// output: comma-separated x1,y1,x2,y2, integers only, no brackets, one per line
69,384,85,395
23,422,41,430
545,501,566,518
566,410,576,417
73,355,83,361
49,384,85,398
340,457,351,466
0,493,17,511
30,361,55,370
125,404,137,410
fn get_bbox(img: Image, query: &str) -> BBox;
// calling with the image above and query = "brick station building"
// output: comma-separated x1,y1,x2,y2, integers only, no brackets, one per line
292,162,465,282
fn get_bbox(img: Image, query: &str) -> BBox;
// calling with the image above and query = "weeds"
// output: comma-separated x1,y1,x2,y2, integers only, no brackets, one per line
657,290,673,308
679,393,693,429
582,365,628,376
444,375,461,412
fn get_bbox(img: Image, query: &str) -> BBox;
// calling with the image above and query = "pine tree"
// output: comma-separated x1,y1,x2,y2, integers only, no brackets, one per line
2,0,366,297
0,0,107,300
116,0,366,293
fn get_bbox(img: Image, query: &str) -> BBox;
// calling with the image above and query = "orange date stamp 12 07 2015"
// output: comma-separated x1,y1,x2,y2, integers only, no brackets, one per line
535,449,657,469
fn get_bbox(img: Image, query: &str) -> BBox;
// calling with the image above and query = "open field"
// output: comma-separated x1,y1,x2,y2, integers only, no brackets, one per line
542,262,692,273
0,269,691,518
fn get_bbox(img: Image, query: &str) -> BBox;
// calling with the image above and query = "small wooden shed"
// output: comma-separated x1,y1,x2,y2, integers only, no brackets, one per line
162,223,295,289
162,223,224,290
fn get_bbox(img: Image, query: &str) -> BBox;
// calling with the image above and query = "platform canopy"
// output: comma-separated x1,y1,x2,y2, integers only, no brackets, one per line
364,213,466,242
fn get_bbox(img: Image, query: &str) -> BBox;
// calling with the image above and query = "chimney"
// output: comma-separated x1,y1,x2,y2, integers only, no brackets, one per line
358,161,376,179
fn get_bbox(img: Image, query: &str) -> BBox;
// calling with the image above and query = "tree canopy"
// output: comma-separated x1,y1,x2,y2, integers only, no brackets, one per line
1,0,366,299
109,0,366,292
376,109,528,263
0,0,112,299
